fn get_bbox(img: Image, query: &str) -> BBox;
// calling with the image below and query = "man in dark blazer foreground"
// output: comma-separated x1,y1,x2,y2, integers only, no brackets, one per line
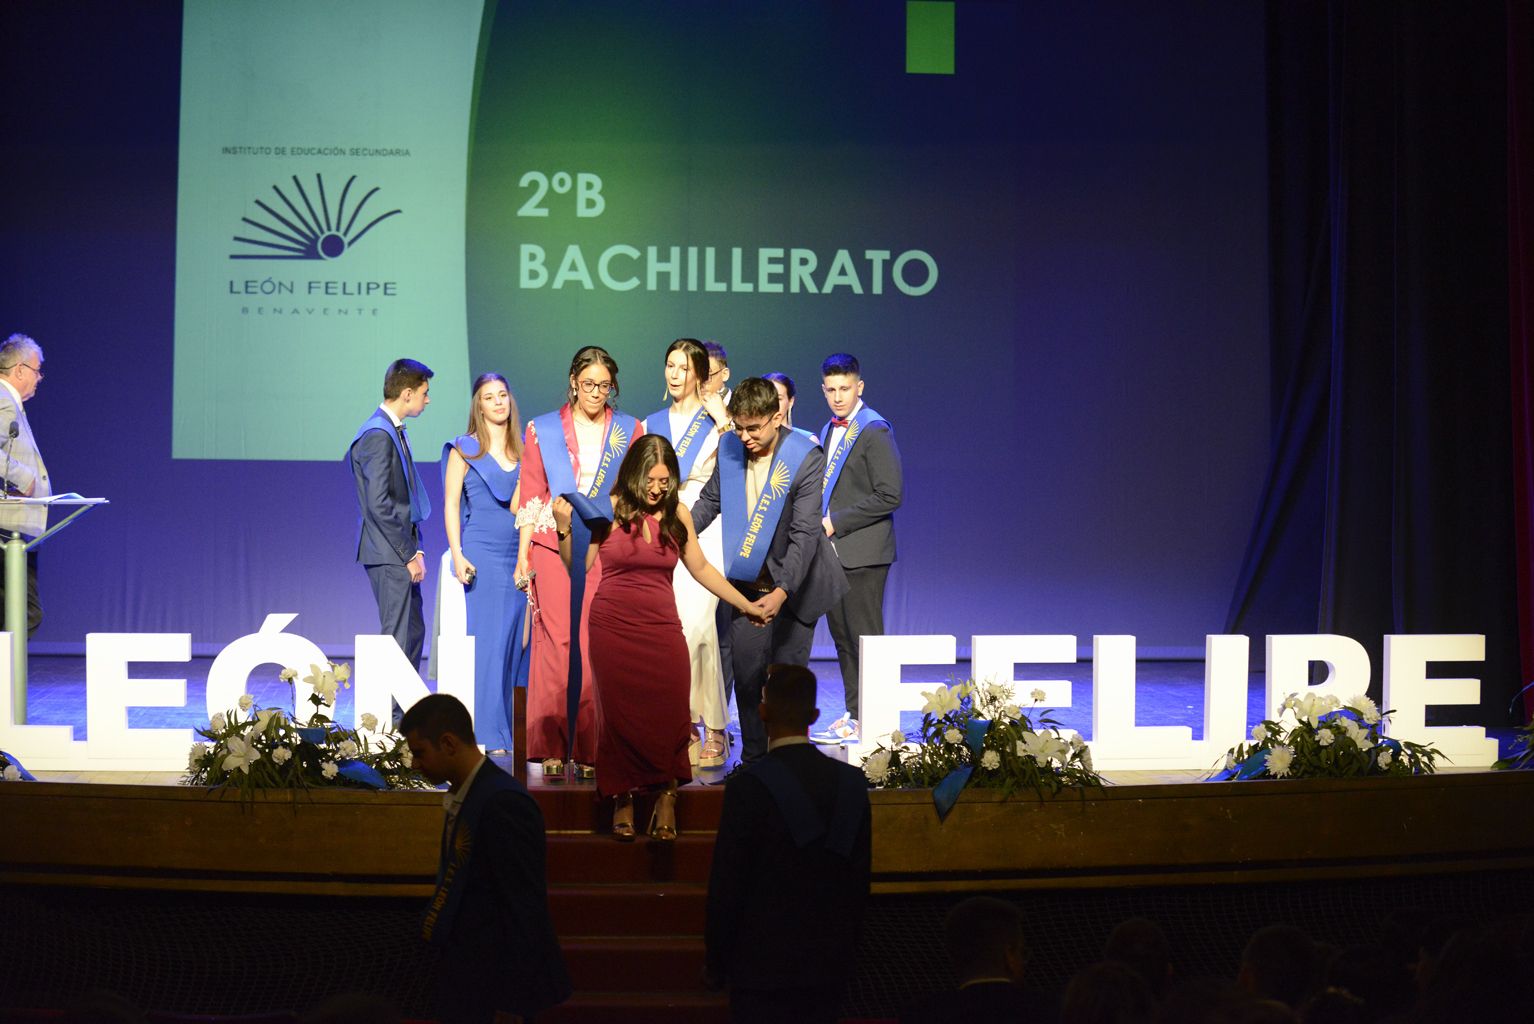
704,664,872,1023
815,353,902,742
349,358,433,667
690,378,849,762
401,694,571,1024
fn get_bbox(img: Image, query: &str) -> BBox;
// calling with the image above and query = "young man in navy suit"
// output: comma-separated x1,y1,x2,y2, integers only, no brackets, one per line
690,378,848,763
402,694,570,1024
349,358,433,666
815,353,903,743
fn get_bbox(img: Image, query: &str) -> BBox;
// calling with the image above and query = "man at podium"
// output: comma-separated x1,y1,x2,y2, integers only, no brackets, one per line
0,332,49,635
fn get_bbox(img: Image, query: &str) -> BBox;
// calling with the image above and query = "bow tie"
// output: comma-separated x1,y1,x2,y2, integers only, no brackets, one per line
829,416,851,428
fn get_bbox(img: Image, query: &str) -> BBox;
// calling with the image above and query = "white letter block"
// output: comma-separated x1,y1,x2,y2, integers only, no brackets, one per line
1203,634,1252,753
1265,634,1370,718
355,634,477,733
971,635,1076,709
86,632,194,770
0,632,89,768
205,614,328,721
853,634,956,761
1383,634,1497,767
1090,635,1200,769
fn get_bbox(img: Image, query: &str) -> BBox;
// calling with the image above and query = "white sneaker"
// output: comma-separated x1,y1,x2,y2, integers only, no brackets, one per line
811,714,859,745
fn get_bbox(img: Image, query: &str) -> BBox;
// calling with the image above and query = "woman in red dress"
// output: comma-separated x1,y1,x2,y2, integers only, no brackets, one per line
516,347,642,778
553,434,765,840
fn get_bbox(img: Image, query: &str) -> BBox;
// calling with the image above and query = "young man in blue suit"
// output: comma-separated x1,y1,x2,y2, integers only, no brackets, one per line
349,358,433,666
814,353,903,744
690,378,848,763
401,694,570,1024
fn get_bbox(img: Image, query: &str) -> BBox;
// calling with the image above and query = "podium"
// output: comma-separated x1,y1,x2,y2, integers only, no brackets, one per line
3,494,108,723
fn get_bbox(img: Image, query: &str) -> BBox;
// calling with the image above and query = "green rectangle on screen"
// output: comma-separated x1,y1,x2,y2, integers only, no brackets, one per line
906,1,954,75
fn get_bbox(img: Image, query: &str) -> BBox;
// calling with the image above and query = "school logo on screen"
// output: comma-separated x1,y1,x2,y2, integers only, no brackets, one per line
230,174,401,260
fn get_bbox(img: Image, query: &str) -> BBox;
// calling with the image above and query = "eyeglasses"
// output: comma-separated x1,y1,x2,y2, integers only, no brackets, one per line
708,367,726,379
15,363,42,380
577,380,614,395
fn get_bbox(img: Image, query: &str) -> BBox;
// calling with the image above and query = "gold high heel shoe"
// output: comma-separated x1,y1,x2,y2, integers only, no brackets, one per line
611,793,636,843
647,789,679,842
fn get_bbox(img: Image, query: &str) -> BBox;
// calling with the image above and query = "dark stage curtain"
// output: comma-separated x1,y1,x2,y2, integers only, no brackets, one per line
1227,1,1522,724
1509,1,1534,718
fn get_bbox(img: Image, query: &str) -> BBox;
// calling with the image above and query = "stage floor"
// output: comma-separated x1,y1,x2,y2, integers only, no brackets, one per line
12,654,1520,784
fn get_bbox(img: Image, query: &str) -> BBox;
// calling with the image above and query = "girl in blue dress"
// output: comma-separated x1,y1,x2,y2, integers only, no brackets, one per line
442,372,530,753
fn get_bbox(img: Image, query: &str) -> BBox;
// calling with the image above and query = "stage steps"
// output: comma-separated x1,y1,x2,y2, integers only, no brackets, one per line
532,780,729,1024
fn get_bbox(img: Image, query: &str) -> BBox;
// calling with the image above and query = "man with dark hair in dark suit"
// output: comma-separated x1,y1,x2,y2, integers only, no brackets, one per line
349,358,433,667
901,896,1030,1023
704,664,871,1023
690,377,848,763
814,352,902,744
401,694,570,1024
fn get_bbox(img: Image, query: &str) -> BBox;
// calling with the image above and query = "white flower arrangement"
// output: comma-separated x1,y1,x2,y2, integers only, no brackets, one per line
859,678,1104,800
183,661,427,793
1216,692,1440,781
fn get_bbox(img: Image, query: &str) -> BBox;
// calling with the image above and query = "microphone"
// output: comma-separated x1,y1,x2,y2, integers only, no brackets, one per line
2,420,17,498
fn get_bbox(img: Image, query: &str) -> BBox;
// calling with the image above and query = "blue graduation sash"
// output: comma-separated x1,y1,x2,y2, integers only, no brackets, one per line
644,405,712,482
531,408,638,761
817,405,890,517
349,410,431,523
719,429,816,583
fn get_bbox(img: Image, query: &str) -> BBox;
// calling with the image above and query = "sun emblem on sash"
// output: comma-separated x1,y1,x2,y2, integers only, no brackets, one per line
845,421,862,444
607,422,629,453
766,459,792,501
452,824,473,861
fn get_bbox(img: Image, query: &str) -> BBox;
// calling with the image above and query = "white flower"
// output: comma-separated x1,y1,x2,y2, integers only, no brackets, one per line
209,713,227,733
1377,749,1393,769
255,708,282,730
980,749,1001,770
272,746,292,765
1266,744,1295,778
1030,688,1047,703
1002,704,1022,720
982,681,1010,705
278,667,297,682
920,684,962,716
943,727,963,745
1069,734,1087,750
4,763,22,781
337,739,360,759
360,713,379,733
321,761,339,780
305,663,338,703
1078,746,1093,772
333,662,352,684
1281,692,1300,711
187,742,209,769
1251,723,1269,743
237,694,254,711
1317,727,1336,747
862,749,892,784
1338,718,1374,751
1350,694,1381,725
889,729,905,746
221,735,260,774
1018,732,1069,765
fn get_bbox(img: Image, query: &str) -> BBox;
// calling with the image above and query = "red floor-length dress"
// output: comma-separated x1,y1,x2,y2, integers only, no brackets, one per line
588,514,694,797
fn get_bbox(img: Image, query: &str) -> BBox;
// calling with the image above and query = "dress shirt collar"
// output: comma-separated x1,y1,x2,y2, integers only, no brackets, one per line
378,403,405,429
443,755,488,814
767,734,813,751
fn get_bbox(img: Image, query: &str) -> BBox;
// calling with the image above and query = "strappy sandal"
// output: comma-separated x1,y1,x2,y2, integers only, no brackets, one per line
611,794,636,842
540,758,564,777
699,729,729,768
647,790,679,842
572,762,596,781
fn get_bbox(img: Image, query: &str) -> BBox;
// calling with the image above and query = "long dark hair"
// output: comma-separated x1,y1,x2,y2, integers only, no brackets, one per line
610,434,688,550
463,372,522,462
568,345,620,408
664,338,709,402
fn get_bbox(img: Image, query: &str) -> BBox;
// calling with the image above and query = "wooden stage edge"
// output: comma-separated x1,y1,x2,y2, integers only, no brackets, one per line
3,768,1531,896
